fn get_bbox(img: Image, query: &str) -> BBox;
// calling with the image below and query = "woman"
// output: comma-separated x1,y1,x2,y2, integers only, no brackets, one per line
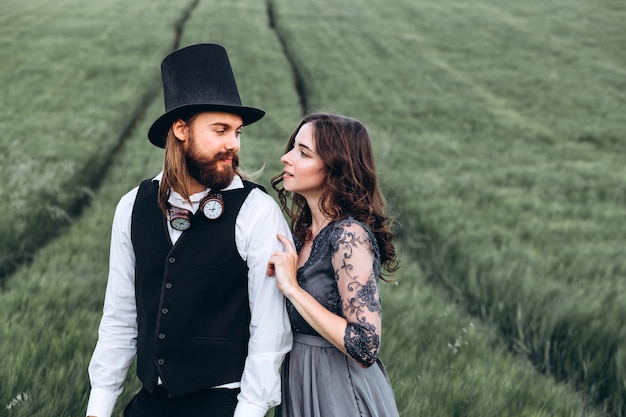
268,113,400,417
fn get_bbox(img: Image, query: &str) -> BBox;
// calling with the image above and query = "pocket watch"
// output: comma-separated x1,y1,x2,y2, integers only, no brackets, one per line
168,206,192,231
200,193,224,220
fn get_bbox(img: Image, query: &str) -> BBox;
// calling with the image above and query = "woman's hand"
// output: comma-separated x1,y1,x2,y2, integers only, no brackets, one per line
267,234,300,298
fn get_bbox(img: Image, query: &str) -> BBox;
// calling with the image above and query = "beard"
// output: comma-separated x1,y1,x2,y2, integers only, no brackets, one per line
184,137,239,191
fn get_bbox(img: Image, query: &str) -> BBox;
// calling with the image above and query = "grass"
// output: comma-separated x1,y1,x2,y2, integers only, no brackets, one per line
1,0,625,415
268,0,626,413
0,0,191,277
381,251,606,417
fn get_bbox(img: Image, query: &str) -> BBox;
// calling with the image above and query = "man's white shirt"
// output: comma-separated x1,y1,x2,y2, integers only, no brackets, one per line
87,174,293,417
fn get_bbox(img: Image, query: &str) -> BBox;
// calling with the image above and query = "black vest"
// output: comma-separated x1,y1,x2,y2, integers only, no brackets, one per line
131,179,257,397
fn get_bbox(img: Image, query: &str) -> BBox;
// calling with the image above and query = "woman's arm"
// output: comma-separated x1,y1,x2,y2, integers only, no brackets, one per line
330,221,382,367
268,221,382,367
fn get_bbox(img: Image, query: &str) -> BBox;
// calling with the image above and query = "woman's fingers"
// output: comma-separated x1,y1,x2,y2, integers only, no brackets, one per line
268,234,300,296
276,234,297,255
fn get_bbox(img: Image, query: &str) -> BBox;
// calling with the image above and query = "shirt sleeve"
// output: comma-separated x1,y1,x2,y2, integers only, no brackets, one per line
330,220,382,368
86,188,139,417
234,188,293,417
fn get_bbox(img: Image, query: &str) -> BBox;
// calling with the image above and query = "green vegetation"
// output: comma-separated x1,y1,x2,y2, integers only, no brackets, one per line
381,253,604,417
1,0,624,416
0,0,190,276
269,0,626,413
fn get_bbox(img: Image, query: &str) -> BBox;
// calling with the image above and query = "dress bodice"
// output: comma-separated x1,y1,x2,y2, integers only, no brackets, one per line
287,217,383,367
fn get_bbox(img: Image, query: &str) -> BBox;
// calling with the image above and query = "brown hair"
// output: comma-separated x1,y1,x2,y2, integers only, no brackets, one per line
271,113,399,276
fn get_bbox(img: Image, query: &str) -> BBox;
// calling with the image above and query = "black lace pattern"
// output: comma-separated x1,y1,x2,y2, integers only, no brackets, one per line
287,218,383,367
331,220,382,367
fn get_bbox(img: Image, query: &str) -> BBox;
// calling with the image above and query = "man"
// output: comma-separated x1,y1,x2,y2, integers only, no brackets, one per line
86,43,292,417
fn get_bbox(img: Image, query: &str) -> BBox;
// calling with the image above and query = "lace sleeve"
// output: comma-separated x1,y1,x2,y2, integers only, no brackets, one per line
331,220,382,367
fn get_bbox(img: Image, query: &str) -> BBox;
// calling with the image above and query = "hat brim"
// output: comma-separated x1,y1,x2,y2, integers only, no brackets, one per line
148,104,265,148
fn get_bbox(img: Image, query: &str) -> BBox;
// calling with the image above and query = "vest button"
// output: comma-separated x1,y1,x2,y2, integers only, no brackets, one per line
158,333,166,340
157,359,165,365
168,257,176,263
165,283,173,289
161,308,169,314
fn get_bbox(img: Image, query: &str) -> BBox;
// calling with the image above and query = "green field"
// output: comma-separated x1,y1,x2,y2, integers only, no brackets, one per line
1,0,624,416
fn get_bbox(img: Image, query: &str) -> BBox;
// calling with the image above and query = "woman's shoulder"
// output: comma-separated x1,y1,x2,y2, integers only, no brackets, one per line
332,216,372,235
329,217,377,248
328,217,382,271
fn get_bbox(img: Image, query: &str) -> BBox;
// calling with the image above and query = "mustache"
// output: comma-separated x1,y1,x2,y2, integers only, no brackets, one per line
213,150,239,165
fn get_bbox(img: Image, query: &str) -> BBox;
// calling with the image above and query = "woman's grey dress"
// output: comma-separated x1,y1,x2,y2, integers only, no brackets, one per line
276,218,399,417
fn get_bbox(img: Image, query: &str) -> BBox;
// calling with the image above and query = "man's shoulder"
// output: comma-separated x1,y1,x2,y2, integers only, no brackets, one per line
119,177,156,204
244,185,279,207
117,184,141,207
239,185,285,224
241,179,268,193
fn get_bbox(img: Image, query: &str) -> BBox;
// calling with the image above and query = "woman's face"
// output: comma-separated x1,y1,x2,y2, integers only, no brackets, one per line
280,122,326,198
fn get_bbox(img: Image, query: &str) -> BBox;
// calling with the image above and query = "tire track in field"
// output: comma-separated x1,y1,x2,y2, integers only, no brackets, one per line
0,0,200,283
112,0,201,146
385,5,626,413
266,0,307,116
69,0,201,215
86,0,200,194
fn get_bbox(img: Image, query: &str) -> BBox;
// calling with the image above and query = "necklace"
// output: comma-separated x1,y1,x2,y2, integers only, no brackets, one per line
309,219,329,240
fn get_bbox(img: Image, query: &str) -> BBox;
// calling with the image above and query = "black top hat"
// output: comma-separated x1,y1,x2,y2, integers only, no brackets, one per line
148,43,265,148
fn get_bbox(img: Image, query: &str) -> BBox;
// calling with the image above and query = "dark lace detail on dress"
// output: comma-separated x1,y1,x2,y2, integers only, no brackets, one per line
299,225,333,269
288,224,342,331
330,220,382,278
344,323,380,367
332,220,382,367
323,285,342,316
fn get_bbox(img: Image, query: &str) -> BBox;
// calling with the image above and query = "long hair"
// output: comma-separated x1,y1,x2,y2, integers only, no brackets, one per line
271,113,399,276
158,112,246,217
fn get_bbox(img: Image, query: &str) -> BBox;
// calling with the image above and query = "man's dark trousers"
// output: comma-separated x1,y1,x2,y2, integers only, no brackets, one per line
123,386,239,417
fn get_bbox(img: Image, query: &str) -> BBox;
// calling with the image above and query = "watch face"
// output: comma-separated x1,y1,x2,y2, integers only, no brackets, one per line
171,216,191,231
202,198,224,220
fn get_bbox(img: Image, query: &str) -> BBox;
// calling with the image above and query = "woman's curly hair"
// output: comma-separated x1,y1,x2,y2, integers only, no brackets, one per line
271,113,399,277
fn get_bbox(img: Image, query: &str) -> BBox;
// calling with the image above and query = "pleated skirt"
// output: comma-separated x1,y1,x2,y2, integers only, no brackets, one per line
276,333,400,417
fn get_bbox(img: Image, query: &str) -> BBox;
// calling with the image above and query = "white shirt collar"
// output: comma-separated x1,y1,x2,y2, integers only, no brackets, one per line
151,171,244,207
